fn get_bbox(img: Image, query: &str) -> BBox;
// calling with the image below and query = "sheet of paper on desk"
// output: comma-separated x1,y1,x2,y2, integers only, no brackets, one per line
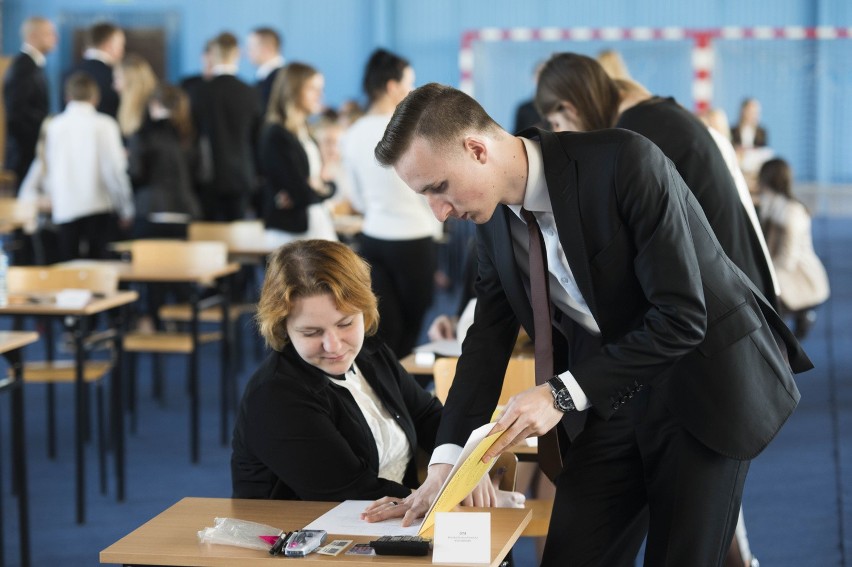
414,339,462,358
302,500,420,537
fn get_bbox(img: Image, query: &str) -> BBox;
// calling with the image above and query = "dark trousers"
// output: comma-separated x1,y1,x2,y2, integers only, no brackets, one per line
56,212,118,261
541,386,749,567
358,234,437,358
199,191,247,221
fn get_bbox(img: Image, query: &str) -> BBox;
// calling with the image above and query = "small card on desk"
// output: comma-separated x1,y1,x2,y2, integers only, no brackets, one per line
431,512,490,564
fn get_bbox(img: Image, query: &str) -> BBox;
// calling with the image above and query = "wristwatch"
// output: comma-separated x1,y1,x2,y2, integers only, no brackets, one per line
547,376,576,413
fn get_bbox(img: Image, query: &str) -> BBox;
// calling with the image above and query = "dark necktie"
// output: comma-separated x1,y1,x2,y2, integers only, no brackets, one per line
521,208,563,482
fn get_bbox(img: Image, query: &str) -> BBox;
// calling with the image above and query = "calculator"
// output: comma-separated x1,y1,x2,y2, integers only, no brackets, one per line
369,535,431,556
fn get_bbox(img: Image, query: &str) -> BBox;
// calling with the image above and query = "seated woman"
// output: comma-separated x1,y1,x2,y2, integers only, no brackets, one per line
232,239,518,506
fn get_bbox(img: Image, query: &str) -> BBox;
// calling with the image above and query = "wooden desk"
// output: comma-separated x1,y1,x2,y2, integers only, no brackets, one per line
0,292,137,525
57,259,241,462
0,331,38,567
101,497,530,567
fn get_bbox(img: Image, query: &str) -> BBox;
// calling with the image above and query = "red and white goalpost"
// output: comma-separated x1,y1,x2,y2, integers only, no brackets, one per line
459,25,852,113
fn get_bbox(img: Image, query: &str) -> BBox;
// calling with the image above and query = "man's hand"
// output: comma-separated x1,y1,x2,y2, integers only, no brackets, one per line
427,315,457,341
361,463,452,527
483,384,563,463
461,469,498,507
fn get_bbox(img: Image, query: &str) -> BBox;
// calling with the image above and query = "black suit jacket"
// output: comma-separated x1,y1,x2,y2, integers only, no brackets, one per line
440,129,811,461
617,97,776,304
3,51,49,185
231,336,443,500
192,74,260,196
64,58,119,117
259,122,332,233
255,67,281,113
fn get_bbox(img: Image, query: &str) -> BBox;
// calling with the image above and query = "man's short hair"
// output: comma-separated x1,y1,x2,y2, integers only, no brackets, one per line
65,71,100,102
251,27,282,50
210,31,239,63
362,48,410,104
89,22,121,48
20,16,50,42
374,82,501,167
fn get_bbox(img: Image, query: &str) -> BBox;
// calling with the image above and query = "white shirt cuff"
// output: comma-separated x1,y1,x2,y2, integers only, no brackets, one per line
429,443,463,466
556,371,591,411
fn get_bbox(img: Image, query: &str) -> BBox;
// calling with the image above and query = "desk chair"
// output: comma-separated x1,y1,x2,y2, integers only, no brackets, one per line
122,240,232,462
7,266,119,493
432,356,535,406
157,221,263,372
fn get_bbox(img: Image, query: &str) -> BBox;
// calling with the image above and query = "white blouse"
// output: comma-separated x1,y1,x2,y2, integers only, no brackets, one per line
331,364,412,483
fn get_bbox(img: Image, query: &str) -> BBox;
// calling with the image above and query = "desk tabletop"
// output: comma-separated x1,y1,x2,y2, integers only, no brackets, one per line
100,497,530,567
0,290,138,316
55,260,240,284
0,330,39,353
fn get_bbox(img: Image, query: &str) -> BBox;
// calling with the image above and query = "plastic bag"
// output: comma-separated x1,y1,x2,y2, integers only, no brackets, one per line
197,517,283,551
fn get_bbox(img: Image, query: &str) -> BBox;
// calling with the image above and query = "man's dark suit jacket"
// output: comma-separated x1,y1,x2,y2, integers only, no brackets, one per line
439,128,811,462
231,336,442,500
256,67,281,113
617,96,776,304
3,51,49,186
192,74,260,197
64,58,119,117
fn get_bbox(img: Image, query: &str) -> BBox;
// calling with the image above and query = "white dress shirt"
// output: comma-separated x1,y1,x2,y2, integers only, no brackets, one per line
21,43,46,67
333,364,412,483
256,55,285,80
23,101,134,224
430,137,595,467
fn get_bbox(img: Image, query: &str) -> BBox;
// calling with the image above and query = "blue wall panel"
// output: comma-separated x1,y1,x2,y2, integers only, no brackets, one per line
3,0,851,182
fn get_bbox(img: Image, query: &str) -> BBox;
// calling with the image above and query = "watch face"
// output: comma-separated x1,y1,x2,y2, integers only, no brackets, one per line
555,389,575,412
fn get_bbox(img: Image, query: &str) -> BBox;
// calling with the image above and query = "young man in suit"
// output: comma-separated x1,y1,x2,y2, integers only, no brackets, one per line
64,22,125,118
192,32,261,221
246,27,285,112
3,16,57,192
363,83,812,566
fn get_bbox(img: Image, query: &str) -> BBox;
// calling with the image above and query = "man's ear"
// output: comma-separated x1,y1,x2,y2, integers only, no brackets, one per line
463,136,488,163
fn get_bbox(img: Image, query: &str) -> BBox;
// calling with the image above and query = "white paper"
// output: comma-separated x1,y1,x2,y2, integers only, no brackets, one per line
414,339,462,357
432,512,491,564
302,500,420,537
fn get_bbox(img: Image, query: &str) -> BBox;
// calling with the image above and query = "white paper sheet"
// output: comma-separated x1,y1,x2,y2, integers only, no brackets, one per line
302,500,420,537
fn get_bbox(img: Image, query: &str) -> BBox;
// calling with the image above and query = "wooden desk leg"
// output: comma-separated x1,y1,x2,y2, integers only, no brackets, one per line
4,347,30,567
219,276,232,446
189,286,200,464
72,316,88,524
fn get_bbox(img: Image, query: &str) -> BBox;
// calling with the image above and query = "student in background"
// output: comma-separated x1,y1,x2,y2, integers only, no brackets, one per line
20,72,133,260
4,16,57,194
340,48,440,358
115,53,158,139
64,21,125,117
127,84,201,239
246,26,285,110
757,158,830,339
259,62,337,245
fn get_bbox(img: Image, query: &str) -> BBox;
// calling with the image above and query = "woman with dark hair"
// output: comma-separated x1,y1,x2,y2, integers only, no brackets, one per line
127,83,200,238
260,62,337,245
231,240,517,506
340,48,440,358
757,158,829,338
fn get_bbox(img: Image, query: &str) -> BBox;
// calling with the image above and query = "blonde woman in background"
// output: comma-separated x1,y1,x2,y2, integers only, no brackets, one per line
596,48,631,80
114,53,157,138
259,62,337,245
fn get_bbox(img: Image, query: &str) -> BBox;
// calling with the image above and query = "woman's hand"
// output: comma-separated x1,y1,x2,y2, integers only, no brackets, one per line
427,315,457,341
361,463,452,527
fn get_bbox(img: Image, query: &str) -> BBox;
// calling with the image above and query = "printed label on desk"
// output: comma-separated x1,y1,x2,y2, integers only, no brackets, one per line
432,512,490,564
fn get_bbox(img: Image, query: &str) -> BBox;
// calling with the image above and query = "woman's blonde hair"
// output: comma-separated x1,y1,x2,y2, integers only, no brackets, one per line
117,54,157,136
265,62,319,134
257,240,379,351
